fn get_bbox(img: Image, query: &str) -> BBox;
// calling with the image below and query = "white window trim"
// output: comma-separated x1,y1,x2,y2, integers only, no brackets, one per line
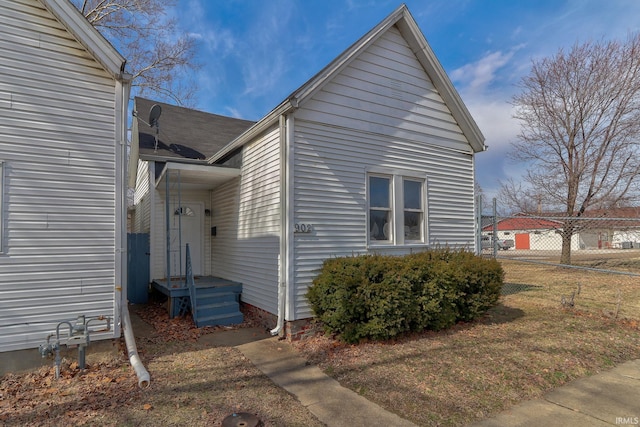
402,177,425,244
367,169,428,247
368,173,394,243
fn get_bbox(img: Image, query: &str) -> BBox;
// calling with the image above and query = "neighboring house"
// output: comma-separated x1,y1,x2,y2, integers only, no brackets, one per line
0,0,130,352
128,5,486,338
483,207,640,251
573,207,640,249
128,96,255,283
482,216,581,251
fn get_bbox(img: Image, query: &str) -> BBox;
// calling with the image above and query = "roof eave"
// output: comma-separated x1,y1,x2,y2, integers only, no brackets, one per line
291,5,406,106
395,8,486,153
207,99,295,163
210,4,486,161
40,0,127,79
207,6,408,164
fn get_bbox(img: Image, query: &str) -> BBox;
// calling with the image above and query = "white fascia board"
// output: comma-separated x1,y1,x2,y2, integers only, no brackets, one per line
207,100,294,164
291,5,406,106
40,0,127,79
207,8,405,165
396,11,486,153
154,162,241,189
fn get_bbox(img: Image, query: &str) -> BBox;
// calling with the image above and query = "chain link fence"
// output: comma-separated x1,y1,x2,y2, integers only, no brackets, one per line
478,200,640,320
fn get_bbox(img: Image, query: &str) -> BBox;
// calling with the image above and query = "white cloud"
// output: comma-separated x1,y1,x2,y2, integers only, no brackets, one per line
465,99,518,151
224,107,243,119
450,46,523,93
235,2,296,97
241,50,288,96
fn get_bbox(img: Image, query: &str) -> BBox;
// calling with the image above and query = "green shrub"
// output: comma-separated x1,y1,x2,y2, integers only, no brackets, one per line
306,249,504,343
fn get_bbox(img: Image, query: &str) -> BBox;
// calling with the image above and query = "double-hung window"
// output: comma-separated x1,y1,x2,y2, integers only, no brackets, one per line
369,175,392,242
368,171,426,246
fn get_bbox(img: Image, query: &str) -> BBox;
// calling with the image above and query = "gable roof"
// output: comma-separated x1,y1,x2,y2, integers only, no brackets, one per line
482,207,640,232
483,217,563,232
133,97,255,162
40,0,127,79
208,4,485,164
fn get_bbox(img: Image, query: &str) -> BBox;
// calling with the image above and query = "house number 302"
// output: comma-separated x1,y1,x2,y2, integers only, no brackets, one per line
294,223,313,233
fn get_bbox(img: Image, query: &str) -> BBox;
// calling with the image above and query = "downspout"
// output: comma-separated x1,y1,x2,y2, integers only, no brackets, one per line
117,66,150,388
270,115,287,335
122,305,150,388
114,67,131,341
271,114,288,336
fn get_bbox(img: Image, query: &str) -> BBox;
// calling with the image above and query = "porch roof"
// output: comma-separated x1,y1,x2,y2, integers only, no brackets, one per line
155,162,240,191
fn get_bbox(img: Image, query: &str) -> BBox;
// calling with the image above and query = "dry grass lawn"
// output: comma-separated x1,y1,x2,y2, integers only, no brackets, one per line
2,259,639,426
294,259,640,426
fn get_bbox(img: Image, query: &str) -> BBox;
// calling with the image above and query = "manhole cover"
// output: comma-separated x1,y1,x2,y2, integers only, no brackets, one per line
222,412,262,427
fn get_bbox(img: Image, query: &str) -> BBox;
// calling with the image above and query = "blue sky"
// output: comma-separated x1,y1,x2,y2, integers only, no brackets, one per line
170,0,640,198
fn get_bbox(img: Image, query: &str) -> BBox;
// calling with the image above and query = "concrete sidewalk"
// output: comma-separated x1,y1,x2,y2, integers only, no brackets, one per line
473,359,640,427
235,337,418,427
213,328,640,427
141,312,640,427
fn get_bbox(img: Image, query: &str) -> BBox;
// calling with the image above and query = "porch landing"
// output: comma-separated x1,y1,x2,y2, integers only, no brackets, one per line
152,276,243,324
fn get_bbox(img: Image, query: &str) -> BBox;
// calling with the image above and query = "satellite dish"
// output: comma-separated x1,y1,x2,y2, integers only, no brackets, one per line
149,104,162,152
149,104,162,128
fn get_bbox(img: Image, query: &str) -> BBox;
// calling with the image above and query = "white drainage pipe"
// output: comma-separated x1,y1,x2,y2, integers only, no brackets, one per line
121,305,150,388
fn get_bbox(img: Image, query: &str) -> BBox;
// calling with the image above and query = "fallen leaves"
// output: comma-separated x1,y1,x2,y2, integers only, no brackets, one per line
0,356,139,426
134,300,220,342
0,300,323,427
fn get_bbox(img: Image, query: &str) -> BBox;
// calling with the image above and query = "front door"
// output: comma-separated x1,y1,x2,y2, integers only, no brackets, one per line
170,203,203,277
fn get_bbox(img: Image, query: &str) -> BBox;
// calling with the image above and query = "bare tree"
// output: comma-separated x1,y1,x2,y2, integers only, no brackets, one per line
73,0,199,105
504,34,640,264
497,178,546,215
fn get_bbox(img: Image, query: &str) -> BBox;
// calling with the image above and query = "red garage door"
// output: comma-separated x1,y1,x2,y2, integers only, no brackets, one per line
515,233,530,249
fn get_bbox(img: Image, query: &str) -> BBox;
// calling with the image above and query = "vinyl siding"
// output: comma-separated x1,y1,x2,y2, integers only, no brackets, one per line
290,26,476,319
131,160,150,233
150,190,210,279
295,27,471,154
210,126,281,315
131,160,153,233
0,0,119,351
133,160,150,206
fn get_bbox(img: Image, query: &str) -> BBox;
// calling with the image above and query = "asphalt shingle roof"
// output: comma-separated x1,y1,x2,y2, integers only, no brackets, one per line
134,97,255,161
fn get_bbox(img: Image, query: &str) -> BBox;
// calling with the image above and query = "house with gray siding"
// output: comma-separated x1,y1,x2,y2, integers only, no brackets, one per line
129,5,486,338
0,0,130,352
